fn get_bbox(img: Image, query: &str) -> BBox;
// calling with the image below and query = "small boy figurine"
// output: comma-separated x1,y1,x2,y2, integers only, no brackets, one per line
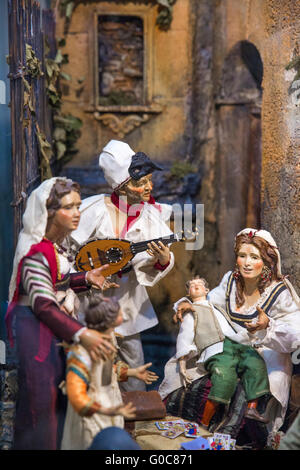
159,276,270,429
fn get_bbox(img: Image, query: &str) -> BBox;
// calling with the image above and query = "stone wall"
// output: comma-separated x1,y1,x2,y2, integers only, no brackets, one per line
212,0,300,289
261,0,300,291
56,0,300,323
55,0,193,167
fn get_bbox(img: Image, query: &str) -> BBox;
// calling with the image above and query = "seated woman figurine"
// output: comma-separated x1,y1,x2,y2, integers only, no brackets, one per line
61,293,158,450
5,177,118,450
161,276,270,430
160,229,300,437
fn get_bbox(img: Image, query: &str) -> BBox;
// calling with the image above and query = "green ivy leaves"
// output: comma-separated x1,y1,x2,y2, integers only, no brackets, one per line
44,38,82,167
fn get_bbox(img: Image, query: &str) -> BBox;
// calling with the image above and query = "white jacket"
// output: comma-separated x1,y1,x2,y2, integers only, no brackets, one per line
71,194,175,336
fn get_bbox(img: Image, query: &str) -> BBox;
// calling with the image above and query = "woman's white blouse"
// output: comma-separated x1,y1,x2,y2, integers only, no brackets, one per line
208,271,300,353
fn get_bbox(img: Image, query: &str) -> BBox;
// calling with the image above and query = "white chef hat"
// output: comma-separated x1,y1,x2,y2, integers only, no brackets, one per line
99,139,162,190
99,140,135,190
236,228,300,307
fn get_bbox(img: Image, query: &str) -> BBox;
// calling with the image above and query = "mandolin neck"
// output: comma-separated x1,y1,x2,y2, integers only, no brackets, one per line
131,234,180,255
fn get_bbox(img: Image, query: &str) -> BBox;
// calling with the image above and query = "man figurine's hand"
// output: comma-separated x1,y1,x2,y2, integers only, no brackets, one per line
173,301,195,324
128,362,159,384
147,241,170,267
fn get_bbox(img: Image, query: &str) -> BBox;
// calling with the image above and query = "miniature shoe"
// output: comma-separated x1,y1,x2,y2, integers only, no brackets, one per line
199,422,209,430
244,408,269,423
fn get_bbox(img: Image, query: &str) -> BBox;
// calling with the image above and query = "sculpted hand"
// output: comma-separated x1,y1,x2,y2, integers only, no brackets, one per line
86,264,109,289
246,306,270,334
79,329,116,361
128,362,159,384
115,402,136,420
179,357,192,388
147,241,170,266
172,301,195,324
180,370,193,388
98,402,136,419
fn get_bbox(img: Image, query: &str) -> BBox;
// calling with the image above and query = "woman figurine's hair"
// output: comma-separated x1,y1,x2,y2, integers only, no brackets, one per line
46,178,80,220
84,293,120,332
234,233,282,308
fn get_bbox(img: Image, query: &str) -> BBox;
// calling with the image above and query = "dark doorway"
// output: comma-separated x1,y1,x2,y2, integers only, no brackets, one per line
216,40,263,271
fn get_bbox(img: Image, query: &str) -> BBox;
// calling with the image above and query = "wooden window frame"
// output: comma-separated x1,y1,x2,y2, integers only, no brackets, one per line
85,2,162,115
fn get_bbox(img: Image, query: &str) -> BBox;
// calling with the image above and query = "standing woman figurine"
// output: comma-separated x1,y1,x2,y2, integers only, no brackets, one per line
5,177,117,450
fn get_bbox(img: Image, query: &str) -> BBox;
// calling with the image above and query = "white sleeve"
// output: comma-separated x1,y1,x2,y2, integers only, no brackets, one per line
71,196,105,245
173,297,192,312
207,271,232,310
132,250,175,287
253,290,300,353
175,312,198,359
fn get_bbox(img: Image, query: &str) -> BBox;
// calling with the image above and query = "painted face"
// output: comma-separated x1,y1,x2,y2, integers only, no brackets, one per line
188,279,208,300
51,191,82,233
236,243,264,280
122,173,153,204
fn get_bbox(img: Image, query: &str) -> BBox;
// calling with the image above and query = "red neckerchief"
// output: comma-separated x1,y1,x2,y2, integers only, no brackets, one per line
111,191,162,238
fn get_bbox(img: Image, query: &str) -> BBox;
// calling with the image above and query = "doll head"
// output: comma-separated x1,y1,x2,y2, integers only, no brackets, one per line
234,233,279,280
84,293,122,332
46,178,80,220
99,140,162,204
234,232,282,307
185,276,209,301
118,173,153,204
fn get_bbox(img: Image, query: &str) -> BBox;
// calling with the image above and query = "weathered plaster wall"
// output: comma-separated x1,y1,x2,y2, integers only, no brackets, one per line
55,0,300,312
261,1,300,290
216,0,300,289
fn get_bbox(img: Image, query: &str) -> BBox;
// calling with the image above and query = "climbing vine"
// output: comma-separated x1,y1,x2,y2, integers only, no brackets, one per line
286,55,300,85
44,38,83,168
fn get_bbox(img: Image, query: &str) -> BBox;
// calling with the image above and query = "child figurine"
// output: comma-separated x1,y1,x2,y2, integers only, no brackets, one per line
159,276,270,430
61,293,158,450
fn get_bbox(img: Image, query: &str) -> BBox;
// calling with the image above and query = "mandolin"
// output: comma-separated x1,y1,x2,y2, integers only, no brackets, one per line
74,233,192,278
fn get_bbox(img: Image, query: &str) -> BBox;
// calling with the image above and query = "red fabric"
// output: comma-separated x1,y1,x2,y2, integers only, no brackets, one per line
5,239,57,350
5,238,82,362
111,191,162,238
15,238,58,302
69,271,90,293
153,260,170,271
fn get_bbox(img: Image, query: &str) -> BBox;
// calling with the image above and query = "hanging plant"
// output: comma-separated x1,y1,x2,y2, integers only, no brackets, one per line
23,44,53,180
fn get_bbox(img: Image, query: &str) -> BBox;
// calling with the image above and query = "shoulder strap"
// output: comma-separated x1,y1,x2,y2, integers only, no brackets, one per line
213,304,239,333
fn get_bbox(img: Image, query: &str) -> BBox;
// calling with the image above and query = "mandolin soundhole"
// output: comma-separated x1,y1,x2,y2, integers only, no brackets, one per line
105,247,123,263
